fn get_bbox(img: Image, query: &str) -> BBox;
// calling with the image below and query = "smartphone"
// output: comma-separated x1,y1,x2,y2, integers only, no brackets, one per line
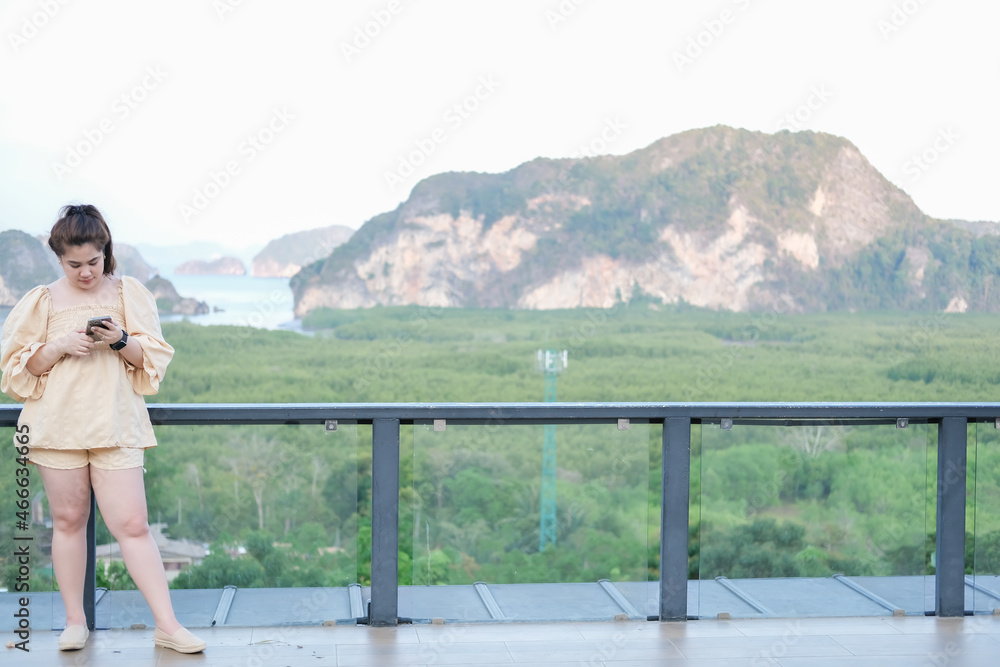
85,316,113,337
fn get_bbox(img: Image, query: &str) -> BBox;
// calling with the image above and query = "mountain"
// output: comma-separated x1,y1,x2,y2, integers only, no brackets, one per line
133,241,260,276
291,126,1000,315
1,232,155,305
0,231,203,314
252,225,354,277
174,257,247,276
145,276,210,315
0,230,59,306
33,234,158,283
114,243,158,282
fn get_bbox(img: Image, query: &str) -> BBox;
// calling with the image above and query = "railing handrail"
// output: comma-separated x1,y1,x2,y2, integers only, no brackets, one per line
4,401,1000,426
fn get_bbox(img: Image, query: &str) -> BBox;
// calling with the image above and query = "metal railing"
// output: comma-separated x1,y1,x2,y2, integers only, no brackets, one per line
2,401,994,627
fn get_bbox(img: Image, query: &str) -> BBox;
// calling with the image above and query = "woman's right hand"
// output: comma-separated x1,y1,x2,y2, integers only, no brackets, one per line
26,329,95,376
55,329,97,357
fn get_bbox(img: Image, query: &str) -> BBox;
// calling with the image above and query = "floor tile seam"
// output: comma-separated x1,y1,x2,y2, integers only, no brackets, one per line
666,636,696,660
874,617,907,634
968,632,1000,646
729,619,908,636
826,634,861,657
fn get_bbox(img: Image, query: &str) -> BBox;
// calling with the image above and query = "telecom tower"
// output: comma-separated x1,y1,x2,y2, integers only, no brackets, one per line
536,349,567,551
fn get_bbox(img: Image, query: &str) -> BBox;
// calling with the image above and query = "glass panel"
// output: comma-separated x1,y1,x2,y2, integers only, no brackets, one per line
646,422,662,621
973,422,1000,614
408,421,649,621
89,422,360,627
698,421,932,618
687,422,702,619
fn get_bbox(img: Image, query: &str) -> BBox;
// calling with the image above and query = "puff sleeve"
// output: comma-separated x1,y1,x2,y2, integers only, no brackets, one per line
120,276,174,395
0,286,51,402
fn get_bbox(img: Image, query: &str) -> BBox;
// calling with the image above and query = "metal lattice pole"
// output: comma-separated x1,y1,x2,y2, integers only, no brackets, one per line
537,350,566,551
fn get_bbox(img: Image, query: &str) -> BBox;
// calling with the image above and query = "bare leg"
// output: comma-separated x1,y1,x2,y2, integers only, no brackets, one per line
37,465,92,629
90,466,181,635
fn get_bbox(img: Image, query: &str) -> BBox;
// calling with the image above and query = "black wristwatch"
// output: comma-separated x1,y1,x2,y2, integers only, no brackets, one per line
110,330,129,351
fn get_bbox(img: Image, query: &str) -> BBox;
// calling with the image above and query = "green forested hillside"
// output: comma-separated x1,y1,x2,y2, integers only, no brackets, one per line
153,305,1000,404
3,307,999,594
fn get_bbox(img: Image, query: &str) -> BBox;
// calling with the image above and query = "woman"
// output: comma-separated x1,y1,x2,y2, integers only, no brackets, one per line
1,205,205,654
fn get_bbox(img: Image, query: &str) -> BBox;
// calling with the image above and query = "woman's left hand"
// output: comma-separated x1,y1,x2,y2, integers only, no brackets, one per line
93,320,126,347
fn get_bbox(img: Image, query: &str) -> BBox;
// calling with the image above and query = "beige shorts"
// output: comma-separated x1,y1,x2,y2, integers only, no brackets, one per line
28,447,145,471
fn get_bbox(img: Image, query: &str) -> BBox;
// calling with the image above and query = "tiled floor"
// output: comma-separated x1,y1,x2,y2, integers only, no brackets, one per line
9,615,1000,666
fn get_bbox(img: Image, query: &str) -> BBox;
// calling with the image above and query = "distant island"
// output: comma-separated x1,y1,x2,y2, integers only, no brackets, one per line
174,256,247,276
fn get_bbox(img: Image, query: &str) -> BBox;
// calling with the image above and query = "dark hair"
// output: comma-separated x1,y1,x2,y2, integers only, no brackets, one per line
48,204,117,275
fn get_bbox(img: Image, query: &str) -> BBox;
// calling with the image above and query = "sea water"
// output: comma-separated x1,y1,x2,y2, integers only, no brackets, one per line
159,274,300,331
1,275,301,332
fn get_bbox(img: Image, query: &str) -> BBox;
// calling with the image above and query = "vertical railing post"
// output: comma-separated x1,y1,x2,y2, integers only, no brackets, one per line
84,489,96,631
370,418,400,626
936,417,968,617
660,417,691,621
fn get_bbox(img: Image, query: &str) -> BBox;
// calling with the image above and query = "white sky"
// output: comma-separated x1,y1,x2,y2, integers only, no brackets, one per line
0,0,997,251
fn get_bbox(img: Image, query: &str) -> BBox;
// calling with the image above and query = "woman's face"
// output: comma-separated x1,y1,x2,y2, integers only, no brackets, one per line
59,244,104,290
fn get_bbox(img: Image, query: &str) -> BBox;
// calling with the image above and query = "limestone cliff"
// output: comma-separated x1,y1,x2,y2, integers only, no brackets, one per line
292,126,999,315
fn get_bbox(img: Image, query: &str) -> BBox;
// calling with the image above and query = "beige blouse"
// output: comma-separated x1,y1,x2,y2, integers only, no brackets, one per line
1,276,173,450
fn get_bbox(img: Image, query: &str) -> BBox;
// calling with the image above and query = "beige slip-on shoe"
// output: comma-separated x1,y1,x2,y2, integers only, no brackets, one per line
154,626,207,654
58,624,89,650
